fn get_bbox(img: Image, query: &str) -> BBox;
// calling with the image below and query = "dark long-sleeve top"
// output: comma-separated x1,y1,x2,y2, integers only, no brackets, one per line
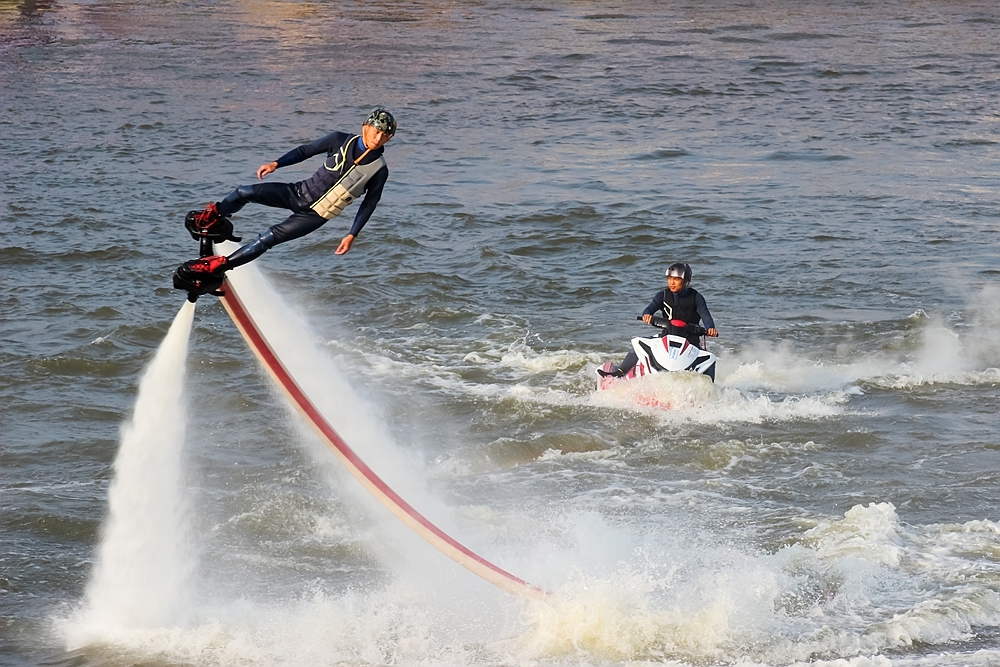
275,132,388,237
642,287,716,330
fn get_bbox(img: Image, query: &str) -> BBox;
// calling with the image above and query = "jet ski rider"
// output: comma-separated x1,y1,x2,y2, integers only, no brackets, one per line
598,263,719,378
181,107,396,276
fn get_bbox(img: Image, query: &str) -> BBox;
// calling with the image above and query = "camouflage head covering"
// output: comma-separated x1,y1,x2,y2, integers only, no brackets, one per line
365,107,397,136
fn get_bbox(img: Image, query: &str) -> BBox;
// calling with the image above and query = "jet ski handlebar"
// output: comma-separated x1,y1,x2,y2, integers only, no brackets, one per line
637,315,707,337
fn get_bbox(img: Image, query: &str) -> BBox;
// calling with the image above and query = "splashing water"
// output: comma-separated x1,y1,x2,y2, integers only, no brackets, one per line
66,301,197,648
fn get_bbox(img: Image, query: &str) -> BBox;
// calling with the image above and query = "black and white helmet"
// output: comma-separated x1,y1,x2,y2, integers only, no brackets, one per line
666,262,692,283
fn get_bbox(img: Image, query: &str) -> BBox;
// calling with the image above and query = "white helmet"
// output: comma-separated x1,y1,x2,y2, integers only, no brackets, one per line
666,262,692,283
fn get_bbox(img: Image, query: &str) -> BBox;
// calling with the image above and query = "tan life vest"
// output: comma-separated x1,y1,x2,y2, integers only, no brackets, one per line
310,142,387,220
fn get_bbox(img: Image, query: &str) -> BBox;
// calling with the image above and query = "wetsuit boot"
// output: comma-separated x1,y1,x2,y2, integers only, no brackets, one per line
172,254,229,302
597,350,637,378
183,254,229,275
184,203,240,254
186,202,226,232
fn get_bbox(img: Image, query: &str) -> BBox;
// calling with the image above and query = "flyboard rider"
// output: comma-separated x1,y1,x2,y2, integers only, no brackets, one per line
598,262,719,378
175,107,396,283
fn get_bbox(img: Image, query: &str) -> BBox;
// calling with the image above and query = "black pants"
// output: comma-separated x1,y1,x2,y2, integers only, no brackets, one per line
218,183,328,268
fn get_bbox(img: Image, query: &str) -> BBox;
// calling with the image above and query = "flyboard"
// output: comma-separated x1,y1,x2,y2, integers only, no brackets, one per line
203,247,544,599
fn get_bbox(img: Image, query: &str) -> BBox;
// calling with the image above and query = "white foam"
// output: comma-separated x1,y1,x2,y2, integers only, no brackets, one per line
508,502,1000,665
498,339,604,373
720,341,896,394
65,301,197,647
347,340,849,425
963,284,1000,368
57,273,1000,666
590,371,845,424
734,303,1000,392
64,587,516,667
802,502,905,567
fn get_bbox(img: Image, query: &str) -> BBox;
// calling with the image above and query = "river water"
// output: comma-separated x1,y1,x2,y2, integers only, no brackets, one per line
4,1,1000,665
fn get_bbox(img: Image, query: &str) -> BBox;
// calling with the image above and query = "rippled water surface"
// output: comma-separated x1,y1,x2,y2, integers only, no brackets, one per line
4,1,1000,666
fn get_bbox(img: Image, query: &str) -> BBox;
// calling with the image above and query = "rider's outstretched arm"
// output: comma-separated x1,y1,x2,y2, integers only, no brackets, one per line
695,293,718,336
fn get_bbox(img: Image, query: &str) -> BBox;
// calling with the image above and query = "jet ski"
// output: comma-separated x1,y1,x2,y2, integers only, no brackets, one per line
597,316,717,391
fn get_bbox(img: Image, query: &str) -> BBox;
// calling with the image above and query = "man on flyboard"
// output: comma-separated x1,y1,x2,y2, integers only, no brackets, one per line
176,107,396,282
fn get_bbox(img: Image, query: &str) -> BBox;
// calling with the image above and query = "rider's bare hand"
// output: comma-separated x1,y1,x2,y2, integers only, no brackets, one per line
256,162,278,180
335,234,355,255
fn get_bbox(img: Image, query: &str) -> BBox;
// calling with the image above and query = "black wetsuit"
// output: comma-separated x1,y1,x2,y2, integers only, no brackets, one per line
221,132,388,267
616,287,716,374
642,287,716,347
